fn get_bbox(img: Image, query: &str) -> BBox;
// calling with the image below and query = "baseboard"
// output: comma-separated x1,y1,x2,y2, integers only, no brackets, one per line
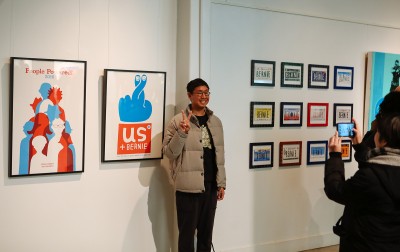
219,233,339,252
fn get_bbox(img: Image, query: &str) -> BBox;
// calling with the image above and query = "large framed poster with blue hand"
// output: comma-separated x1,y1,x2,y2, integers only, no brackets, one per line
102,69,166,162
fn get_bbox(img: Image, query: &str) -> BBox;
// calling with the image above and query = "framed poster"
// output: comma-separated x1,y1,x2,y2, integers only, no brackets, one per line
281,62,303,88
279,141,302,167
341,140,352,162
364,52,400,132
280,102,303,127
102,69,166,162
307,140,328,165
307,102,329,127
9,57,86,177
250,101,275,127
333,103,353,126
249,142,274,169
308,64,329,89
334,66,354,89
251,60,275,86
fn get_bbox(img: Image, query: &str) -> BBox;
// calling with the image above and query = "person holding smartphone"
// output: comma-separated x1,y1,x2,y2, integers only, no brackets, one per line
324,113,400,251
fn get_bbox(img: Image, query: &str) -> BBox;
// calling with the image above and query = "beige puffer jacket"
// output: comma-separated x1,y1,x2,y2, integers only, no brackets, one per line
162,106,226,193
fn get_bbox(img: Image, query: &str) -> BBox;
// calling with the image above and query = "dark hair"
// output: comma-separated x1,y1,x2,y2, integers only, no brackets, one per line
377,91,400,117
376,112,400,148
186,78,209,93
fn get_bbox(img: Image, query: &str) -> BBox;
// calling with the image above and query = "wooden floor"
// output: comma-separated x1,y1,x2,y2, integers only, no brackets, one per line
300,245,339,252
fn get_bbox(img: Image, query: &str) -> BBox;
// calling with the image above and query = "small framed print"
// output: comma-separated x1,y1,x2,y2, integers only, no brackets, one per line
308,64,329,89
251,60,275,86
307,103,329,127
279,141,302,167
281,62,303,88
307,140,328,165
334,66,354,90
250,102,275,127
280,102,303,127
341,140,352,162
333,103,353,126
249,142,274,169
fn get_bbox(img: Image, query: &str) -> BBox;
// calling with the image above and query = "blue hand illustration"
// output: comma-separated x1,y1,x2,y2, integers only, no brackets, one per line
119,74,153,122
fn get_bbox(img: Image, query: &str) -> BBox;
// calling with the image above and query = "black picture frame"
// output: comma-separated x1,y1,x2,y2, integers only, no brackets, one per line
333,103,353,126
9,57,87,177
249,142,274,169
307,140,328,165
250,102,275,127
334,66,354,90
341,140,352,162
280,102,303,127
308,64,329,89
281,62,304,88
102,69,166,162
251,60,275,86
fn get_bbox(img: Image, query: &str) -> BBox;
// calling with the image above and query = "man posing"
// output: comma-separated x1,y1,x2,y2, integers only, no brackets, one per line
162,78,226,252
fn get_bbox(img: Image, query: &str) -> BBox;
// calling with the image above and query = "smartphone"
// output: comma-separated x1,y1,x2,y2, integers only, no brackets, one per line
337,123,355,137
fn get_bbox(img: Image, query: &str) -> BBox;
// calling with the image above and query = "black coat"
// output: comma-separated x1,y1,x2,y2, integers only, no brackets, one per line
324,144,400,252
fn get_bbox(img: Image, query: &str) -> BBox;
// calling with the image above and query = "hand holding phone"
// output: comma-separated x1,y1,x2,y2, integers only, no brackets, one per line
337,123,355,137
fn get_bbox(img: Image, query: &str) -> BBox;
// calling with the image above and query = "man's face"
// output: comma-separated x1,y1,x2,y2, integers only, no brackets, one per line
188,86,210,110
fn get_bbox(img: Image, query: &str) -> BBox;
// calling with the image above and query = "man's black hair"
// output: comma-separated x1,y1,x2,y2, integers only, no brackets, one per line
376,112,400,149
186,78,209,93
377,91,400,117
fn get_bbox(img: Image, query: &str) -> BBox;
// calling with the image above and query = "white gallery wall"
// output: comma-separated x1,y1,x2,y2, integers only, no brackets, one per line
193,1,400,251
0,0,177,252
1,0,400,252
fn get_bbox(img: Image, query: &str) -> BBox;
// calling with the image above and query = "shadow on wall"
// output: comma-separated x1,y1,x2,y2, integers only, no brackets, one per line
120,152,176,251
145,102,180,251
1,62,10,182
149,157,176,252
120,132,177,251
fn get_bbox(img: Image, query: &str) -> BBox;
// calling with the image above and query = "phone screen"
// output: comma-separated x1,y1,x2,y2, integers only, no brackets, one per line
337,123,355,137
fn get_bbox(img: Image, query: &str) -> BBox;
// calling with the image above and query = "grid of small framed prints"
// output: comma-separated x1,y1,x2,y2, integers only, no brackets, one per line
250,60,354,90
249,59,355,169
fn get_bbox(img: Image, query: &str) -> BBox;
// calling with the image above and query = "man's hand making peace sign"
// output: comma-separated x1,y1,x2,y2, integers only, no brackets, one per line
179,110,192,134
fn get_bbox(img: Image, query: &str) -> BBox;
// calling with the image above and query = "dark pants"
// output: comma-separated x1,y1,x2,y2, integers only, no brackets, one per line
176,183,217,252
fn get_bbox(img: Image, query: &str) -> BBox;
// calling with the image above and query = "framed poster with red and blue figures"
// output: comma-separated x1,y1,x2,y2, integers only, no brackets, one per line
9,57,86,177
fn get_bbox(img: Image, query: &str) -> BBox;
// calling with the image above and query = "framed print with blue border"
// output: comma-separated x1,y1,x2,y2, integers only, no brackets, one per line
334,66,354,90
307,140,328,165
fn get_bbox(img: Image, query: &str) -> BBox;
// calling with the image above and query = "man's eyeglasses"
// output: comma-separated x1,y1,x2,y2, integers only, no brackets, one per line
193,91,211,97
